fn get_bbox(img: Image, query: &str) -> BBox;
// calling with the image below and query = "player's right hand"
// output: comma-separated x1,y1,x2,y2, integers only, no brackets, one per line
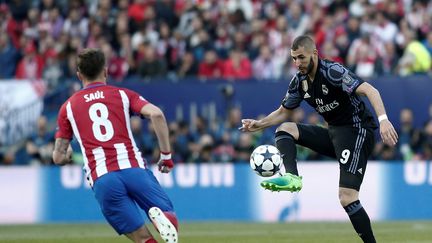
379,120,398,146
157,152,174,173
239,119,262,132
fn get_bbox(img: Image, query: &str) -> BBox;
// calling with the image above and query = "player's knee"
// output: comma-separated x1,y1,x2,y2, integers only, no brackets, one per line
276,122,298,139
338,188,359,207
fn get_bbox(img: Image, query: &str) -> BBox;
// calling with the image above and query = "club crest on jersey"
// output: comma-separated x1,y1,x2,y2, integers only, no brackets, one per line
302,80,308,92
322,85,328,95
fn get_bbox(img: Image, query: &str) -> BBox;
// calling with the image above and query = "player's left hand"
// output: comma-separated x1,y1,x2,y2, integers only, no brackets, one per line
380,120,398,146
157,152,174,173
66,145,73,163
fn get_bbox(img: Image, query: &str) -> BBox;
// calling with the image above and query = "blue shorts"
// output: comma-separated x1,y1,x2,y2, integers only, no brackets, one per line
93,168,174,234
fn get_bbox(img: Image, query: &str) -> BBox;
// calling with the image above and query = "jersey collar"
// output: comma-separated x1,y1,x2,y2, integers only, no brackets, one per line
84,82,106,89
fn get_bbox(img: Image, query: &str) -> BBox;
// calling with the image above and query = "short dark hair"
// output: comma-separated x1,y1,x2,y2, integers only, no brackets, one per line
77,48,105,80
291,35,316,51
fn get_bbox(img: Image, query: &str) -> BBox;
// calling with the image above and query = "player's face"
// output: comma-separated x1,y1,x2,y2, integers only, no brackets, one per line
291,47,316,75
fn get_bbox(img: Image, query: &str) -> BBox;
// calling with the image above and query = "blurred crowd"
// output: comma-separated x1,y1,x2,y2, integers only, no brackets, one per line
2,103,432,165
0,0,431,91
1,0,432,165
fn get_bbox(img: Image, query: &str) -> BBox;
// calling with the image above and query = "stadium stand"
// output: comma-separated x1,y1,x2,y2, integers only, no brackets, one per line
0,0,431,165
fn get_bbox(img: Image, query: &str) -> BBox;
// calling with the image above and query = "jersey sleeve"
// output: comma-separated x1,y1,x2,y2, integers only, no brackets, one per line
325,62,364,94
281,75,303,109
55,102,73,140
124,89,150,114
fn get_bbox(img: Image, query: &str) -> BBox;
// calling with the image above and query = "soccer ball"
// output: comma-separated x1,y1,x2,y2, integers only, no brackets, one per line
250,145,282,177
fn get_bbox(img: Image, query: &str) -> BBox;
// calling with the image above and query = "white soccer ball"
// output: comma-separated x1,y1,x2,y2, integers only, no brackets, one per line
250,145,282,177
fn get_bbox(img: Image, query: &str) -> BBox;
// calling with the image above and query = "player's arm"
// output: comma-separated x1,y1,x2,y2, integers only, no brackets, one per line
240,106,293,132
356,82,398,146
52,138,73,165
140,103,173,173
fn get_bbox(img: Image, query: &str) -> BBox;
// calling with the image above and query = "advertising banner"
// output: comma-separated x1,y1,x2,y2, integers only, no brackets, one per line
0,161,431,224
0,80,45,145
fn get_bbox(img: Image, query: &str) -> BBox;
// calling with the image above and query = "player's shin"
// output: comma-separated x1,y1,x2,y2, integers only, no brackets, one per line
275,131,299,175
344,200,376,243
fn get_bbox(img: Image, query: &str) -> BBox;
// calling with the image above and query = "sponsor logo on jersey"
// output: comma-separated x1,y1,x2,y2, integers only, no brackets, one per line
322,85,328,95
315,100,340,113
304,93,311,98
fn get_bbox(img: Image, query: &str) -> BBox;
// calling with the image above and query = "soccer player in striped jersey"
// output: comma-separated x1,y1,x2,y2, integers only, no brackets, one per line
240,35,398,243
52,48,178,243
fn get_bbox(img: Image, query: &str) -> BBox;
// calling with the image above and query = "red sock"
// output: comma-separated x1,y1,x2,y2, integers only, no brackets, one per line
145,238,157,243
163,211,179,231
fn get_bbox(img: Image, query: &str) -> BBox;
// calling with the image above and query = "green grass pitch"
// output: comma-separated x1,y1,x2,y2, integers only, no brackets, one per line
0,221,431,242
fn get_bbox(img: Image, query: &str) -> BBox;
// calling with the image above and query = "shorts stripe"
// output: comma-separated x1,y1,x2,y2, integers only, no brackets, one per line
349,126,366,173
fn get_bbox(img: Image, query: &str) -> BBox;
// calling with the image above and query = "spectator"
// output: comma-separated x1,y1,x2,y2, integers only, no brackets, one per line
285,1,310,38
321,41,344,63
345,16,361,44
166,30,186,72
377,42,399,75
130,116,145,153
198,49,224,80
25,116,54,165
372,11,398,44
172,121,193,162
213,25,233,59
188,133,214,163
422,32,432,56
192,144,215,163
15,42,44,79
213,131,235,163
42,49,62,91
374,143,403,161
398,108,422,160
22,7,41,41
397,31,431,76
0,33,19,78
137,42,167,79
346,33,382,79
62,7,89,40
117,33,135,73
234,133,254,163
190,29,213,63
418,119,432,160
101,41,129,82
222,49,252,80
127,0,150,27
44,7,64,40
252,44,278,80
176,51,198,78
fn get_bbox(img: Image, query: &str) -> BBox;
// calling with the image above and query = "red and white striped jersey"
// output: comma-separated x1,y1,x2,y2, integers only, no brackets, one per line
55,82,149,186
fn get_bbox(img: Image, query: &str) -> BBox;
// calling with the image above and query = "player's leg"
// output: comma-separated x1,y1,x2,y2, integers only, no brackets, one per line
330,125,376,243
261,123,336,191
93,172,157,243
125,225,158,243
274,122,301,175
275,122,336,174
123,168,178,243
